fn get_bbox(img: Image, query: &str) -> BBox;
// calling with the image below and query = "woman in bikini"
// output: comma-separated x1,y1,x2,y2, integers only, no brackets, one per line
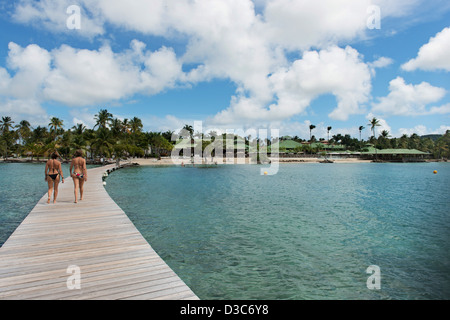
70,149,87,203
45,152,64,204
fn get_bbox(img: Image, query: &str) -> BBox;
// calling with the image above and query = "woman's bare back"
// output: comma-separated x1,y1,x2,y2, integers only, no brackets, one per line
70,156,87,203
71,157,86,176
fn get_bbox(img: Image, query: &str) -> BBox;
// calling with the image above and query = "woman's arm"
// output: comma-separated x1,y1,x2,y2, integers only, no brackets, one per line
58,161,64,182
83,159,87,181
44,161,48,181
69,161,73,177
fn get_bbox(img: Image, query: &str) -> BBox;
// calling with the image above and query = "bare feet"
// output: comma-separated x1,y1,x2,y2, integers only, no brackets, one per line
47,198,51,204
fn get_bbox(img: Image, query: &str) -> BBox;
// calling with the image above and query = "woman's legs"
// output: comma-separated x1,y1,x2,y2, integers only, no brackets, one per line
79,179,85,201
47,178,53,204
73,176,80,203
53,176,60,203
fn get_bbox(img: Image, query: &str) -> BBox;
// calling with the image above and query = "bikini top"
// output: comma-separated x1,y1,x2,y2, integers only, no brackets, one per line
72,158,85,170
49,159,58,173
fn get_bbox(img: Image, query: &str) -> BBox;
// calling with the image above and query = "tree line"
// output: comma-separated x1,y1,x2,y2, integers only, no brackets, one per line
0,110,174,161
0,112,449,160
287,117,449,158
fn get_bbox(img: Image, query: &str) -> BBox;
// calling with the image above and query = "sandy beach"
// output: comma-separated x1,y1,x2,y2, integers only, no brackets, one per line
130,157,374,166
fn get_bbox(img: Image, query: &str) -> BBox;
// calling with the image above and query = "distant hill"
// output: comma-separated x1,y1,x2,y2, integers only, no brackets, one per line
421,134,443,141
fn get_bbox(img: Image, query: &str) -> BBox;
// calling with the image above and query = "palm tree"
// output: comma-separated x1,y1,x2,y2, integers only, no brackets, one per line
110,118,123,138
0,116,16,159
94,109,113,129
332,134,344,144
378,130,391,149
327,126,332,141
129,117,143,136
181,124,194,158
0,116,14,133
368,117,381,138
17,120,32,145
129,117,143,157
71,133,87,152
359,126,365,141
380,130,391,139
27,141,45,161
121,118,131,135
92,128,114,158
48,117,64,141
409,133,420,149
31,126,49,143
72,123,86,136
435,139,449,159
309,124,316,141
182,124,194,140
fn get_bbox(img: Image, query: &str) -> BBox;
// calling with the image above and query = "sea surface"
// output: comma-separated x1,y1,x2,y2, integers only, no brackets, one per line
1,162,449,299
104,162,450,300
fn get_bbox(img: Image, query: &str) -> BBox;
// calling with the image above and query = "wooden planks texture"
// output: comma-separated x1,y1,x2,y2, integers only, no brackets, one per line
0,164,199,300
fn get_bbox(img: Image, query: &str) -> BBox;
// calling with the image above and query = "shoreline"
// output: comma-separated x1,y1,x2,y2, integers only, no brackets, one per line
1,157,445,166
128,157,442,166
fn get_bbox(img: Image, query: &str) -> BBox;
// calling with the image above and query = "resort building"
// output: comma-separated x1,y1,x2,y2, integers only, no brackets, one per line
360,147,430,162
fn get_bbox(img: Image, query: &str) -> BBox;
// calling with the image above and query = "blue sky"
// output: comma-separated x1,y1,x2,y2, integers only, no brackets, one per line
0,0,449,140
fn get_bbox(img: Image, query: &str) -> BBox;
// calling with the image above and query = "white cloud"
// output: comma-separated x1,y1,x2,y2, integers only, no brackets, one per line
263,0,371,50
371,77,447,116
368,56,394,75
372,0,422,17
427,103,450,115
402,26,450,72
209,45,372,126
0,98,49,126
369,56,394,69
397,124,450,137
11,0,433,45
5,42,51,100
94,0,168,35
12,0,104,38
0,43,51,125
69,108,96,129
43,44,140,106
0,41,185,109
5,0,449,130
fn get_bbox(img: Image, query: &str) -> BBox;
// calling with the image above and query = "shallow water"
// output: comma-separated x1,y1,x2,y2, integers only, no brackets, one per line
1,162,449,299
104,163,450,300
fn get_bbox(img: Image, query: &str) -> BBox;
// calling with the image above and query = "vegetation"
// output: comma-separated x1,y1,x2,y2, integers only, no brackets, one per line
0,110,174,161
0,113,449,160
281,118,450,159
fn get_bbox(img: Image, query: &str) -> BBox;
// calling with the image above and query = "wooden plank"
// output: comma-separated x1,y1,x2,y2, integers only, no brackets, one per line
0,164,199,300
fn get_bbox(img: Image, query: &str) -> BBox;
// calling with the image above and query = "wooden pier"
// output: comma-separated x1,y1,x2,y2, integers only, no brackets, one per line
0,164,199,300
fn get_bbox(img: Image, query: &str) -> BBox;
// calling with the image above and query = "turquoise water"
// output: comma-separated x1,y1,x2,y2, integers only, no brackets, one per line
103,163,450,300
0,163,49,246
1,162,449,299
